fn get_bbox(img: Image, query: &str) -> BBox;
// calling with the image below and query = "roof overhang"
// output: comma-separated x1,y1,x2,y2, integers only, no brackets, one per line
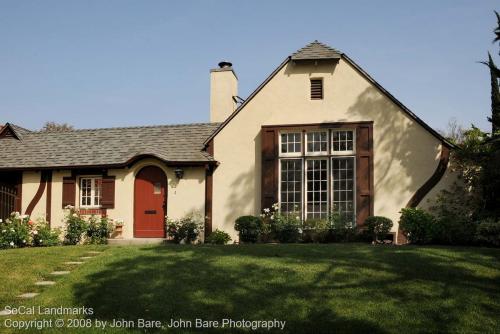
205,52,456,149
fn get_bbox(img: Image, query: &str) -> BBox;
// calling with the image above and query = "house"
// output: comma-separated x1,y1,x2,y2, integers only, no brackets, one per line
0,41,455,244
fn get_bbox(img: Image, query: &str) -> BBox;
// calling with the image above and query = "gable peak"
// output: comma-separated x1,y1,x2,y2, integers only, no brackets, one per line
291,40,342,60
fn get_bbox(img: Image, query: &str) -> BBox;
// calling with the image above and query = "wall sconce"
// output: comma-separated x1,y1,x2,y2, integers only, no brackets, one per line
174,168,184,179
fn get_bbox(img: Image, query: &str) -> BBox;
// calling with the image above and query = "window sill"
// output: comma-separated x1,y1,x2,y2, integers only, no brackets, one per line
79,208,106,216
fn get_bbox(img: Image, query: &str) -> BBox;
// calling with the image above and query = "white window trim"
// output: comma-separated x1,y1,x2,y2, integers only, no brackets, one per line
279,130,303,157
331,156,357,227
305,130,329,156
79,176,102,209
276,127,358,224
331,129,356,156
305,157,329,220
278,158,304,220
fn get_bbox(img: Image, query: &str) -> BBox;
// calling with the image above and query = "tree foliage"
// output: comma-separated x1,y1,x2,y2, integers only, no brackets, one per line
40,121,74,132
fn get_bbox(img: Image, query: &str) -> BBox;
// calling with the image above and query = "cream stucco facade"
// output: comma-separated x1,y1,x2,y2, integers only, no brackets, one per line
22,159,205,240
6,42,454,244
210,58,450,241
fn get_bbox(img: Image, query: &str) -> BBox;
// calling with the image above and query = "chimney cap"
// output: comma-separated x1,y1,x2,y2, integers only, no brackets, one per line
218,61,232,68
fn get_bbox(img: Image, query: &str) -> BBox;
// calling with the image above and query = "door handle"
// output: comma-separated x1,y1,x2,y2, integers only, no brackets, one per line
144,210,157,214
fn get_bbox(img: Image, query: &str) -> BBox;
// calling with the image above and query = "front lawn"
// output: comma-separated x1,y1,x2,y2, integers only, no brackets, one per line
0,244,499,333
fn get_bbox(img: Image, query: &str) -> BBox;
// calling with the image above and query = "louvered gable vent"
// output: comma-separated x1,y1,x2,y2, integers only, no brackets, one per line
310,79,323,100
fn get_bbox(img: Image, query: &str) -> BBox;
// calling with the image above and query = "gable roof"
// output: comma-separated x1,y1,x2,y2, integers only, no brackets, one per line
0,122,31,140
0,123,220,170
205,41,454,148
291,40,342,60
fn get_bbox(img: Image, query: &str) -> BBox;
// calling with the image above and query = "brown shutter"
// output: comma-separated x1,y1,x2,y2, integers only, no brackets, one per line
261,127,278,211
101,176,115,209
356,123,374,227
62,177,76,208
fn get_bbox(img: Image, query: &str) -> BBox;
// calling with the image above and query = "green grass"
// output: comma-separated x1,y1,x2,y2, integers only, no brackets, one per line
0,244,499,333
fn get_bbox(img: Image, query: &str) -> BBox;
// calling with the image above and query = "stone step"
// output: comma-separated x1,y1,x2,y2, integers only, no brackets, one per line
35,281,56,286
51,271,70,275
64,261,84,265
87,251,102,254
18,293,39,298
0,309,12,316
80,257,93,260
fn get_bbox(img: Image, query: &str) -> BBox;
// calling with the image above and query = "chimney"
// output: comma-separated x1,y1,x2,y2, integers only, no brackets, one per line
210,61,238,123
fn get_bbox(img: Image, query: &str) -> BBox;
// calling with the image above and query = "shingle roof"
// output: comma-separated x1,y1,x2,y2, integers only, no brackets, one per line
0,123,220,170
291,40,342,60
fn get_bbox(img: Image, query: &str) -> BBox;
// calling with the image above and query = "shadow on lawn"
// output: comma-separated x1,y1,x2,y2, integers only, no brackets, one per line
73,245,500,334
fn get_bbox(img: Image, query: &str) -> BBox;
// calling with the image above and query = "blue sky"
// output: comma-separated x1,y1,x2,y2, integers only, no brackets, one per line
0,0,498,132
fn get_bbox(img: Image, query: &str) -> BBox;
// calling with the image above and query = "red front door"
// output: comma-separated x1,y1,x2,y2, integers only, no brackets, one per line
134,166,167,238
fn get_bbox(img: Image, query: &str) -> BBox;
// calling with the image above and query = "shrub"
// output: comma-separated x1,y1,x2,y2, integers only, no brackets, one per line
302,219,330,243
475,218,500,247
206,229,232,245
365,216,393,243
166,219,182,243
432,217,477,245
399,208,436,244
234,215,263,243
272,213,301,243
328,212,357,243
32,220,61,247
0,212,31,248
166,211,204,244
64,207,88,245
86,216,112,245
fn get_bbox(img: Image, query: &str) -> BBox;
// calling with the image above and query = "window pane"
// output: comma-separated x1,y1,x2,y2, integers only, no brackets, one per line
280,132,302,154
306,159,328,219
306,131,328,154
280,159,302,216
94,179,102,206
80,177,102,207
332,130,354,153
332,157,355,226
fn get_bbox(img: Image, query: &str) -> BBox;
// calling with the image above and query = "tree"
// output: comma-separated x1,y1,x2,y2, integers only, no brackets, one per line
40,122,74,132
486,53,500,136
494,11,500,46
483,12,500,218
439,117,465,145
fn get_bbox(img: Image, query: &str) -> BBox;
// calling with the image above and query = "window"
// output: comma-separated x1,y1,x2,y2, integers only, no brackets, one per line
80,177,102,208
280,159,302,215
332,130,355,154
280,132,302,156
306,131,328,154
332,157,355,225
310,79,323,100
306,159,328,219
278,128,356,223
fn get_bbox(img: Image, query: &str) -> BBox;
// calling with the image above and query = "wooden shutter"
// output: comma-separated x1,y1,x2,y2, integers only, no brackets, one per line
355,124,374,227
101,176,115,209
62,177,76,208
310,79,323,100
261,127,278,211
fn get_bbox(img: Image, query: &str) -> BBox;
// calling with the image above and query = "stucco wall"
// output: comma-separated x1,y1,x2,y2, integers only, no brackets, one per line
108,158,206,239
21,158,206,239
211,58,444,240
22,171,47,221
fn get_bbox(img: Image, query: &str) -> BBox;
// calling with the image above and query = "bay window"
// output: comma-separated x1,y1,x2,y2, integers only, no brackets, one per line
278,128,356,224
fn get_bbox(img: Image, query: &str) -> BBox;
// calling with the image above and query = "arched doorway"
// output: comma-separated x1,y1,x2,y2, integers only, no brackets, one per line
134,166,167,238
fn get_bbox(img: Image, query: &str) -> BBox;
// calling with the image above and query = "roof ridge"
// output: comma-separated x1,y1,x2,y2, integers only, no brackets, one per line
28,122,220,134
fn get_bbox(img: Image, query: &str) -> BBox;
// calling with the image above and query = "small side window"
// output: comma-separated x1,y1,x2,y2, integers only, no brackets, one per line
310,79,323,100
